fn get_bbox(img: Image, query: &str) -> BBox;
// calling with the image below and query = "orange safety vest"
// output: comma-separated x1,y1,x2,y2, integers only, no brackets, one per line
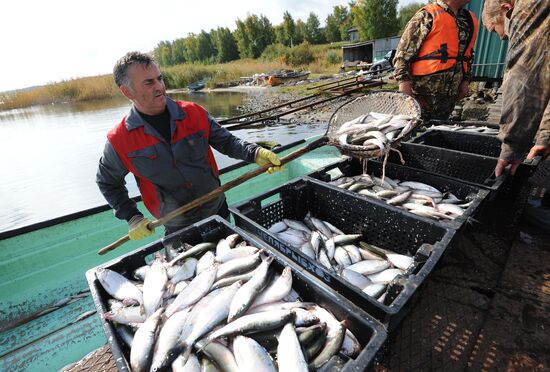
411,3,478,76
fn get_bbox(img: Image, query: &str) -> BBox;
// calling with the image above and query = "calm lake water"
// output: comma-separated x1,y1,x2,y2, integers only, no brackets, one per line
0,91,327,233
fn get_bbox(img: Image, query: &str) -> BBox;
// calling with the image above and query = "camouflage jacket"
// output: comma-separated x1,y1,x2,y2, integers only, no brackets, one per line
498,0,550,160
393,1,475,120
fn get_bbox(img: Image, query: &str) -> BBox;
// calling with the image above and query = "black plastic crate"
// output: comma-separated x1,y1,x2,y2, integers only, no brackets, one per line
382,142,507,195
406,131,542,224
306,157,490,232
86,216,387,372
411,129,502,157
410,129,541,174
230,178,456,331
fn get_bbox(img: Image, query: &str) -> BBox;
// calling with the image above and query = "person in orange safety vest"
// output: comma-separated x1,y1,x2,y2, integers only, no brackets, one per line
393,0,479,120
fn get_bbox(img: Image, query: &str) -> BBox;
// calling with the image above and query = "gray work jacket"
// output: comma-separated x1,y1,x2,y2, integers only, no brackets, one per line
96,98,259,230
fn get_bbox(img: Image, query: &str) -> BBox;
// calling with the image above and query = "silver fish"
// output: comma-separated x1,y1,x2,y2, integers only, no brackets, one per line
225,233,242,248
386,190,413,205
325,237,337,261
96,268,143,305
172,353,200,372
278,231,307,247
268,221,287,233
347,260,390,275
309,217,333,239
437,203,465,217
363,283,387,298
293,308,320,327
211,270,255,290
341,329,362,358
216,238,232,257
334,247,352,267
340,268,372,289
246,301,315,315
300,242,316,259
308,309,346,369
399,181,441,194
342,244,362,264
196,251,215,275
277,322,308,372
216,246,259,263
165,264,218,318
170,258,197,283
368,268,404,284
310,231,322,256
103,306,145,325
386,253,414,271
169,242,216,267
216,251,262,281
250,266,293,309
133,265,150,281
173,282,243,369
130,308,163,372
333,234,362,245
323,220,346,235
233,335,276,372
283,219,312,234
318,249,333,271
206,310,294,343
228,255,273,322
195,340,239,372
150,308,191,372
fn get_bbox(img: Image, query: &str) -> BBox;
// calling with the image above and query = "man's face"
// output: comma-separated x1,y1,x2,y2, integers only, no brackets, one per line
122,63,166,115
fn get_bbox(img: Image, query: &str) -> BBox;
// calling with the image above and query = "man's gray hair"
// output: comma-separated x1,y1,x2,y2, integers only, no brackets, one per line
113,51,155,88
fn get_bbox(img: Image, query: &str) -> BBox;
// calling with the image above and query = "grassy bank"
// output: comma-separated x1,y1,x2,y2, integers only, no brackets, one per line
0,75,120,111
0,44,345,112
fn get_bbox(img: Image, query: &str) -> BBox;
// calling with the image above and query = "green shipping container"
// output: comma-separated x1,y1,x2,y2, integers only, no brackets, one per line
466,0,508,81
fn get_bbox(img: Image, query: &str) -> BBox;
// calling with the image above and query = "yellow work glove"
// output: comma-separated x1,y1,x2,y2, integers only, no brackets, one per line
255,148,283,174
128,215,155,240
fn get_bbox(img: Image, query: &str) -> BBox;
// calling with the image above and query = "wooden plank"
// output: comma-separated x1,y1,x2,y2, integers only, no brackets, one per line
0,315,106,372
0,296,97,356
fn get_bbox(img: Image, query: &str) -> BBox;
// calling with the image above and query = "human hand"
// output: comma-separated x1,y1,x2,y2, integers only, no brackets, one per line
494,158,522,177
255,148,282,174
128,215,154,240
399,81,413,96
457,80,470,100
526,145,550,160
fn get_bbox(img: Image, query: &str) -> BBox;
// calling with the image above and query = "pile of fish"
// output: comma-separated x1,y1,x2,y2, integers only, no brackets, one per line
425,125,499,135
327,173,472,221
336,112,415,152
268,213,415,303
96,232,362,372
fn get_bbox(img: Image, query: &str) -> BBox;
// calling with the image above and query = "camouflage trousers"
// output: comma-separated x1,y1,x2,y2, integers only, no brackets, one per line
411,69,465,121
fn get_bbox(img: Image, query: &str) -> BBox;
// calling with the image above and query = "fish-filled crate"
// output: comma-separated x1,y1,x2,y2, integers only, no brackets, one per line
306,158,489,232
381,142,507,195
412,129,502,157
410,129,540,174
230,178,456,331
86,216,387,372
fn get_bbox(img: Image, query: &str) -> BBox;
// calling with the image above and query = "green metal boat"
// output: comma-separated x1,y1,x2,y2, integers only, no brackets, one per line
0,136,342,372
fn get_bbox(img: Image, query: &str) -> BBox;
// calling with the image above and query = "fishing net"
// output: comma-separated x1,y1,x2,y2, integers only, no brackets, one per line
327,91,422,159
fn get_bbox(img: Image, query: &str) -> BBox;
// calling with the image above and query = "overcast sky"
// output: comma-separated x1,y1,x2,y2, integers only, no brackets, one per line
1,0,418,92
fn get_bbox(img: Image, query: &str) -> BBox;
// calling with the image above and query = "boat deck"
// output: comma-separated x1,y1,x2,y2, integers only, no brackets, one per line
63,214,550,371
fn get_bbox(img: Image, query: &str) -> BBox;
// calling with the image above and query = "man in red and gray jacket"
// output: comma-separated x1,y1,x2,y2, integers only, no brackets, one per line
96,51,281,239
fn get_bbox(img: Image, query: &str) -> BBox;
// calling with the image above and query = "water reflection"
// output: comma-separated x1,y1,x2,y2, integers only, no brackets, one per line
0,91,326,233
169,91,248,119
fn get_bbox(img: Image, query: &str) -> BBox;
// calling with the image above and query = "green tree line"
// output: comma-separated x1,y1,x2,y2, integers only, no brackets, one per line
153,1,426,66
